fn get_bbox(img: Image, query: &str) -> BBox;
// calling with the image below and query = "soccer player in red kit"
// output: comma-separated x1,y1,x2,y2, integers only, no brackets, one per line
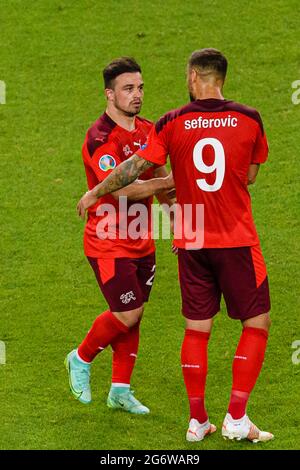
66,57,174,414
77,49,274,443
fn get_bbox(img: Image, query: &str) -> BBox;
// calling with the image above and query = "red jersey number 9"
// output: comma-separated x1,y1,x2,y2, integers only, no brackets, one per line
193,137,225,192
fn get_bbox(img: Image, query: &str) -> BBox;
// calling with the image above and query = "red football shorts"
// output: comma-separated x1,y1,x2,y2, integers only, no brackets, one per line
178,245,270,321
87,252,156,312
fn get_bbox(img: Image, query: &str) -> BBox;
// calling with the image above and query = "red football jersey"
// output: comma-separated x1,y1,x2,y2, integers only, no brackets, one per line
136,99,268,249
82,113,155,258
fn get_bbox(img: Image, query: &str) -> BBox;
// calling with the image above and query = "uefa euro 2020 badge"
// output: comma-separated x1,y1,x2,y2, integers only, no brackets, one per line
99,154,116,172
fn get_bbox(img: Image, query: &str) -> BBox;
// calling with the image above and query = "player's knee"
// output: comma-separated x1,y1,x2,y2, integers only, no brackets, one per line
134,306,144,323
243,312,271,332
260,315,271,332
114,305,144,328
127,308,143,327
265,314,272,331
185,318,213,333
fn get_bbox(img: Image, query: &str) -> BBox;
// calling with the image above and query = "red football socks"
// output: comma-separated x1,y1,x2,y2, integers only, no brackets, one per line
228,326,268,419
111,321,140,384
78,310,129,362
181,329,210,424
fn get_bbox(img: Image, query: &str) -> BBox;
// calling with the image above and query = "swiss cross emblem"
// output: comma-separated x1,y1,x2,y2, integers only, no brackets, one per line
123,144,133,157
120,291,136,304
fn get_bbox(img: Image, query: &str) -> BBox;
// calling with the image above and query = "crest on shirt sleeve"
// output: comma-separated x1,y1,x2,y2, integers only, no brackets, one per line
99,154,116,171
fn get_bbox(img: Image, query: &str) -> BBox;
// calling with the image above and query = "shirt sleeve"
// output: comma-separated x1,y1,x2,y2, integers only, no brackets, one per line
251,124,269,164
135,124,168,166
88,142,121,182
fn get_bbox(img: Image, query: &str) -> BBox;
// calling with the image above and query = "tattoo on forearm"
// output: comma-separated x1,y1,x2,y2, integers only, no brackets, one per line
95,154,153,198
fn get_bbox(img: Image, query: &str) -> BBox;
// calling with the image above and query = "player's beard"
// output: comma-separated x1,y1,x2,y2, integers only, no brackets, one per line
114,98,142,117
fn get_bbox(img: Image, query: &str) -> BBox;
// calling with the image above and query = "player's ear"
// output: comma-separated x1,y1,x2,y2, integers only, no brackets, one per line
105,88,114,102
190,68,198,84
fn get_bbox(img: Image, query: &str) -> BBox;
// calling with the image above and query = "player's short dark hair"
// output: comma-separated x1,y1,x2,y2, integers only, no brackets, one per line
103,57,142,89
188,48,228,80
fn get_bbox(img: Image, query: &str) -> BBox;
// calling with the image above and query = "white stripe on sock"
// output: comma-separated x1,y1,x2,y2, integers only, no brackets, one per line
111,383,130,388
76,349,91,365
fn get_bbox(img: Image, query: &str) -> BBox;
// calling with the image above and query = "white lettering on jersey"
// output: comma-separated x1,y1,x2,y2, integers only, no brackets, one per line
184,115,238,130
193,138,225,192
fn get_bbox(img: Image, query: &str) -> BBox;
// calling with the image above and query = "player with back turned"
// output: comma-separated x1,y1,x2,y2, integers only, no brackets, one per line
77,49,274,443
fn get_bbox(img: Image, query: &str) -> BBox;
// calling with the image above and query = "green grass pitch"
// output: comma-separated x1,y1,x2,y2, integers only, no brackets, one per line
1,0,299,450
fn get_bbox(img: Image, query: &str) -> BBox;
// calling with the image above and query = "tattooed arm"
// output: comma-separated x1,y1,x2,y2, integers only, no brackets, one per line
77,154,154,219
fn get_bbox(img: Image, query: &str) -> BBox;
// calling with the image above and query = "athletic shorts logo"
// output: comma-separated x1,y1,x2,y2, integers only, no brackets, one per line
99,155,116,171
120,291,136,304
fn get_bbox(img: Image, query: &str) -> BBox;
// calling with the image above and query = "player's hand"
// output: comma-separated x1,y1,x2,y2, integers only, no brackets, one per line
172,242,178,256
164,171,175,190
170,218,175,234
166,188,176,200
164,171,176,199
76,190,98,220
